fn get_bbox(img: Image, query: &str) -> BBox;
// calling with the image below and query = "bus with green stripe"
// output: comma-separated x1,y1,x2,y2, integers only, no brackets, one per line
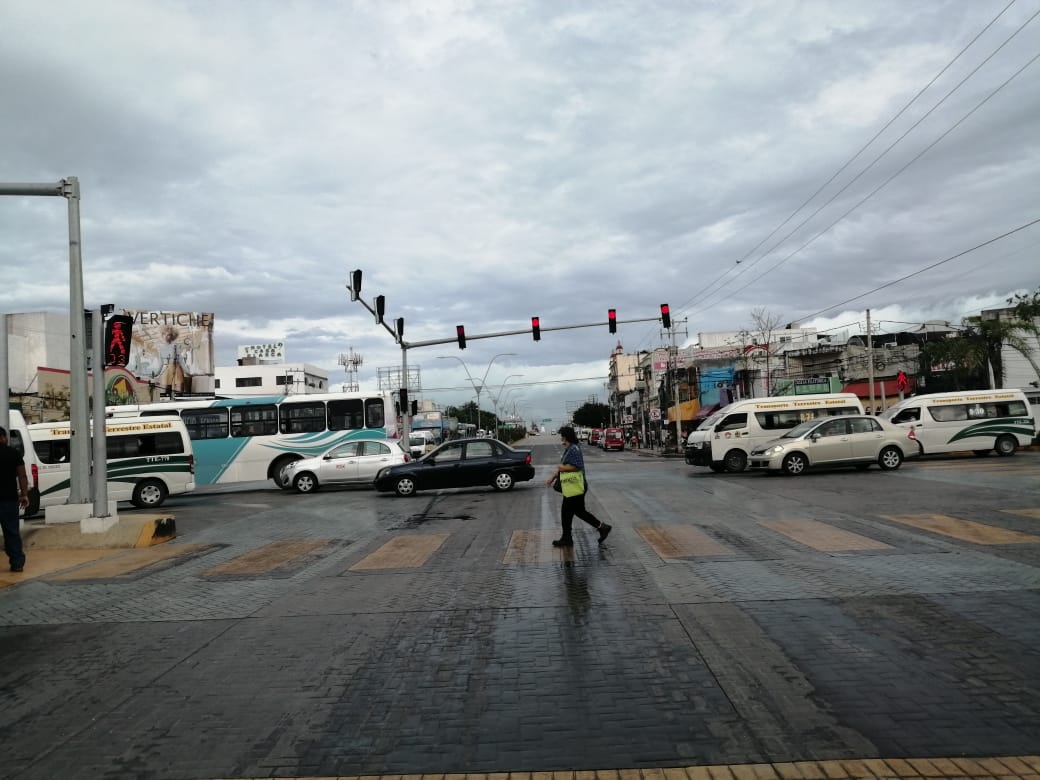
107,390,398,488
880,388,1035,456
30,416,195,510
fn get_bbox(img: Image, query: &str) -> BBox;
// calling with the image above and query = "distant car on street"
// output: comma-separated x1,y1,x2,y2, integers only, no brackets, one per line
373,437,535,497
284,438,411,493
748,415,917,475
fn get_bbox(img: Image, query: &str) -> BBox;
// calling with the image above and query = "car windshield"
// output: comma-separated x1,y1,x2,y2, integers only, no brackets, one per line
779,419,824,439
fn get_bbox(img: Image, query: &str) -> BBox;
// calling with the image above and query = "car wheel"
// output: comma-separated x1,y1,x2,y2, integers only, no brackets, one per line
708,462,726,473
723,449,747,473
293,472,318,494
132,478,168,509
972,449,991,457
394,476,417,497
492,471,515,491
878,446,903,470
273,456,302,489
782,452,808,475
995,435,1017,456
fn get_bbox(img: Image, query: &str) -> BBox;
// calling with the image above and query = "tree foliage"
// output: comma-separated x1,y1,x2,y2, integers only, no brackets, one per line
571,402,611,428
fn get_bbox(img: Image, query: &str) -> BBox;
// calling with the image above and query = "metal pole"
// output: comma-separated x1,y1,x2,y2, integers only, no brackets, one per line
91,308,109,517
671,326,681,452
400,345,411,443
65,178,91,503
0,313,8,430
865,309,875,413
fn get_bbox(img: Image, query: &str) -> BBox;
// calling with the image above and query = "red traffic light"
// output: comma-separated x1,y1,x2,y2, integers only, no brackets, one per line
531,316,541,341
104,314,133,368
660,303,671,329
608,308,617,334
456,325,467,349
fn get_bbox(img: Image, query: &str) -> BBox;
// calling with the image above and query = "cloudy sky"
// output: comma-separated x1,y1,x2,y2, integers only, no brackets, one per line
2,0,1038,425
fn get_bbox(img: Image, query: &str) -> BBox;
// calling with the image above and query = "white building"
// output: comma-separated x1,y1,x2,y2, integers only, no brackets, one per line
214,360,330,396
4,312,72,394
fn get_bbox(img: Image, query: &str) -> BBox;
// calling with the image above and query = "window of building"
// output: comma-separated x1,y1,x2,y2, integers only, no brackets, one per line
235,377,263,388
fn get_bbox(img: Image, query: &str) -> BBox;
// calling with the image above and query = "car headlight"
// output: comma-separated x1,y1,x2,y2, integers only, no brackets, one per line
766,445,786,455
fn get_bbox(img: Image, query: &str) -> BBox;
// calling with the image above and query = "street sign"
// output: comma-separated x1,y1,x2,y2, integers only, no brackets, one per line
542,418,552,422
649,409,661,420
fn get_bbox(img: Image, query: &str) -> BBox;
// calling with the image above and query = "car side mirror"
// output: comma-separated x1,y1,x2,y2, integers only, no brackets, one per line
810,433,821,442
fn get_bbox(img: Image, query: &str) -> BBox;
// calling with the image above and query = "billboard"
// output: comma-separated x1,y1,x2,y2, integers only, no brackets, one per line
123,311,215,393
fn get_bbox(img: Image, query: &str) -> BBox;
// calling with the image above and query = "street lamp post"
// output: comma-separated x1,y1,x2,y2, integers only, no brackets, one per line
490,373,524,433
437,352,516,434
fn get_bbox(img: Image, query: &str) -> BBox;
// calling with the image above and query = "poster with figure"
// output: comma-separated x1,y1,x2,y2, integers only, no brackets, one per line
122,310,215,392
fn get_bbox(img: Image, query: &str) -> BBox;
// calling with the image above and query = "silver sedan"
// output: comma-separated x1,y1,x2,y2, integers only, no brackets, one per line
283,438,411,493
749,415,918,475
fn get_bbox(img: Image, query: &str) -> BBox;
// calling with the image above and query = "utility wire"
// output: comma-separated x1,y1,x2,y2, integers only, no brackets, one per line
685,3,1036,317
796,217,1040,321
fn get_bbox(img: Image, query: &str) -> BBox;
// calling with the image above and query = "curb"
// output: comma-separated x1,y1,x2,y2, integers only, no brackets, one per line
22,514,177,550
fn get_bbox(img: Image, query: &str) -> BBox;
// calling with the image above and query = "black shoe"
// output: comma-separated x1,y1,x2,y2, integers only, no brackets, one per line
598,523,612,544
10,564,24,573
552,537,574,547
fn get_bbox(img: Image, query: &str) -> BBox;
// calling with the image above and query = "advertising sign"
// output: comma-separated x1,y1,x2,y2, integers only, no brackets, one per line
123,310,215,392
238,342,285,360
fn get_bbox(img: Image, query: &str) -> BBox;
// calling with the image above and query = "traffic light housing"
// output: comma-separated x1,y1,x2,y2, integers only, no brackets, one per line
456,325,467,349
349,269,362,301
104,314,133,367
608,309,617,334
399,388,408,411
660,303,671,329
411,400,419,416
395,317,405,342
531,316,541,341
374,295,386,325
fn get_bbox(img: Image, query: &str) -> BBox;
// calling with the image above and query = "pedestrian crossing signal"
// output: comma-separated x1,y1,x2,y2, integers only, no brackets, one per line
104,315,133,367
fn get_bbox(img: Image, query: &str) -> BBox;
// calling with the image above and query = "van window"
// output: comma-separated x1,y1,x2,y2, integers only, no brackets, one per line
891,407,920,424
716,413,747,432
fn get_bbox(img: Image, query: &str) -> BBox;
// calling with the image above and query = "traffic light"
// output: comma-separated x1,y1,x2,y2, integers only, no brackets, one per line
660,303,671,329
349,269,362,301
608,309,617,334
104,314,133,367
395,317,405,342
456,325,467,349
411,400,419,416
374,295,386,325
399,388,408,411
531,316,541,341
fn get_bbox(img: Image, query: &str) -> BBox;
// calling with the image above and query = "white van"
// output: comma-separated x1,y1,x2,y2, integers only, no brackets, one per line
685,393,865,472
3,409,42,518
30,415,195,510
880,389,1035,456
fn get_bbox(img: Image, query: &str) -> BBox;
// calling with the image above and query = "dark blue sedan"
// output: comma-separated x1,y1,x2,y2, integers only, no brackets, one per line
373,437,535,496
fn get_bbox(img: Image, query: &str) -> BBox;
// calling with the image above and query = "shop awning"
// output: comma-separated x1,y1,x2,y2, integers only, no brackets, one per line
693,402,721,421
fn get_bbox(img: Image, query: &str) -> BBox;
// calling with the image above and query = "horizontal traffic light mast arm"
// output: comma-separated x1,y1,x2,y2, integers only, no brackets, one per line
406,315,661,349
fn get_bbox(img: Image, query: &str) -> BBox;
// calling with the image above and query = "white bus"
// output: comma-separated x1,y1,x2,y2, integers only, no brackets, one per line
109,390,398,488
685,393,865,472
880,388,1035,456
30,415,195,510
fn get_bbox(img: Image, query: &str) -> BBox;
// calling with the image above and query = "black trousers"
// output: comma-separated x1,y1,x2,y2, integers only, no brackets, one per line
560,493,601,538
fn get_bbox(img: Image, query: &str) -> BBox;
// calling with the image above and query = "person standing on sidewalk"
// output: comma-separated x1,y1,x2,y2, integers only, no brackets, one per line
0,426,29,572
545,426,611,547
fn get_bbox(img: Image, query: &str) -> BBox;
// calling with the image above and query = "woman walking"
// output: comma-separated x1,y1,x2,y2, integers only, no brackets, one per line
545,426,611,547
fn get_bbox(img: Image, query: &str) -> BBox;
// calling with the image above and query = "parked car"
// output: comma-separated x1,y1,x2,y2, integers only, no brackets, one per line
374,437,535,497
284,438,411,493
748,415,917,475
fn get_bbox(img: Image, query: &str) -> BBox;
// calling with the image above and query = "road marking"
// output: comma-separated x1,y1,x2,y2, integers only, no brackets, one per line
201,540,331,577
47,544,216,580
502,530,574,564
879,513,1040,545
637,524,733,559
1002,507,1040,519
0,549,113,587
350,533,449,570
760,519,892,552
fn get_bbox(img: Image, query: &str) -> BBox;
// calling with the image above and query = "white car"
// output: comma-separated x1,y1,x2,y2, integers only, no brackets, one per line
748,415,918,475
283,438,411,493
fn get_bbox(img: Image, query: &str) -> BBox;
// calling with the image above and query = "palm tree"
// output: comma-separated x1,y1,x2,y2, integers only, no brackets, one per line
922,312,1040,390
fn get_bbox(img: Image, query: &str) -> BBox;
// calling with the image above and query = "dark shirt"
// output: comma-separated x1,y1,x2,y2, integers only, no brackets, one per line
0,445,25,500
561,443,585,471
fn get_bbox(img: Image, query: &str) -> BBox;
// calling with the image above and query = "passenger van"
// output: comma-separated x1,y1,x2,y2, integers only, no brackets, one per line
879,389,1035,456
601,428,625,451
30,415,195,510
685,393,865,472
3,410,42,518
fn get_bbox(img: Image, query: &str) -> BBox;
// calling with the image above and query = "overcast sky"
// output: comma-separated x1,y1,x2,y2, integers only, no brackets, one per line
2,0,1038,425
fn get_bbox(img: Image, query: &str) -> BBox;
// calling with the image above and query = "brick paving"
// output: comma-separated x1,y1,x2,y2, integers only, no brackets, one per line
0,450,1038,779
